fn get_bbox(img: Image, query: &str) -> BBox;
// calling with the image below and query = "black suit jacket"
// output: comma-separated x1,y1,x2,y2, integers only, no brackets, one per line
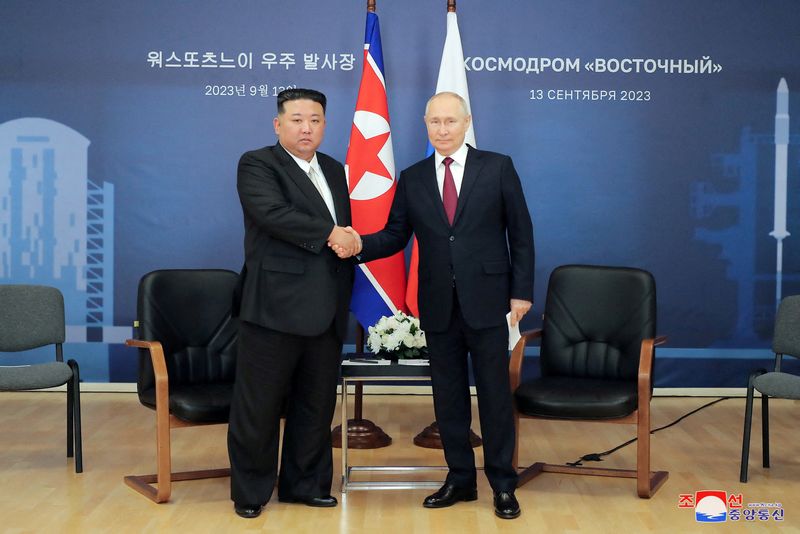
235,143,354,339
360,147,534,333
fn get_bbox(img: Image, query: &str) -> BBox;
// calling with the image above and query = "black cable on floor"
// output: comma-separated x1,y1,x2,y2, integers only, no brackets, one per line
565,396,731,467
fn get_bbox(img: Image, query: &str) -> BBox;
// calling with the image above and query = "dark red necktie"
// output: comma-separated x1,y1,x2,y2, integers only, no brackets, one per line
442,156,457,225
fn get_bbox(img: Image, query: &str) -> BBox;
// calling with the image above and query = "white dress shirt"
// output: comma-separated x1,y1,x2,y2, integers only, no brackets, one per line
434,142,469,199
282,145,338,224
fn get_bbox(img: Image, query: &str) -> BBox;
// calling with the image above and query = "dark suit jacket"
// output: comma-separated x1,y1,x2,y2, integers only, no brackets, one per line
235,143,354,339
360,146,534,333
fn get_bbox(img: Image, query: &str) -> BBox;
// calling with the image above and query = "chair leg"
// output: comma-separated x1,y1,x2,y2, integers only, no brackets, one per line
739,386,754,482
154,405,172,502
67,376,74,459
68,360,83,473
740,370,764,483
124,394,173,502
636,401,651,498
124,416,232,502
761,394,769,468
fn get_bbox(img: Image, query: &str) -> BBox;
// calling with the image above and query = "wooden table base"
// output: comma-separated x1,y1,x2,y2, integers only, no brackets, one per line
332,419,392,449
413,421,482,449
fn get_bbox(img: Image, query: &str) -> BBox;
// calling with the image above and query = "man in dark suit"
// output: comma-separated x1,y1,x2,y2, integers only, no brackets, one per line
228,88,359,519
334,92,534,519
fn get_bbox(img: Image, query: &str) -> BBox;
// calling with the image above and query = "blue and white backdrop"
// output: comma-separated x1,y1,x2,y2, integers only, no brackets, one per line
1,1,799,385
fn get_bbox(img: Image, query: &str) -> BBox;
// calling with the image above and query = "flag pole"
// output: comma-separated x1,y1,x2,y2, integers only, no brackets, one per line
350,0,374,440
332,0,393,451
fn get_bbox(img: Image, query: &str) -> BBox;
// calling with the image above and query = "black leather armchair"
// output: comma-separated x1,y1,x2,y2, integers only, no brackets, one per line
125,269,238,503
509,265,668,498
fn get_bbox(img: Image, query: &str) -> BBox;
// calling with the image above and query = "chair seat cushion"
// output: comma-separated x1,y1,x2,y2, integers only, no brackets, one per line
515,376,638,419
0,361,73,391
754,372,800,399
140,382,234,423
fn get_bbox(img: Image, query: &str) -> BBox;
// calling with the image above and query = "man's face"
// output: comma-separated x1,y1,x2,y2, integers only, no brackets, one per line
274,98,326,161
424,94,471,157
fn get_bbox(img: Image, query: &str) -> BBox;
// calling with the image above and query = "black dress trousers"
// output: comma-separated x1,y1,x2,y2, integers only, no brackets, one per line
425,293,518,493
227,320,341,505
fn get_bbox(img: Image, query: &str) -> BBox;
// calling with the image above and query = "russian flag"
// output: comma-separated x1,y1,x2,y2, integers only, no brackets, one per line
406,9,476,316
346,10,407,329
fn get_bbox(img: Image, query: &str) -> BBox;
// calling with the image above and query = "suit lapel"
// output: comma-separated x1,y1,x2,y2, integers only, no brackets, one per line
319,156,350,226
453,146,483,226
421,155,451,227
273,144,334,223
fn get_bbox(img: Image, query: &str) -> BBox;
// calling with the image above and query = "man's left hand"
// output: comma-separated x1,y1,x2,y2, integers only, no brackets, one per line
509,299,532,327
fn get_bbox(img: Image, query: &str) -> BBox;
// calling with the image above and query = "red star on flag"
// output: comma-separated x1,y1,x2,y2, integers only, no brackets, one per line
347,125,391,195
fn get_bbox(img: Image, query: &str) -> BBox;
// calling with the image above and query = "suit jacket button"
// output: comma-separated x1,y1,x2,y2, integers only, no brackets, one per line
449,236,455,242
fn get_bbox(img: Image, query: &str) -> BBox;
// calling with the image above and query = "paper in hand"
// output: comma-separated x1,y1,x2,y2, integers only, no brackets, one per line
506,312,521,351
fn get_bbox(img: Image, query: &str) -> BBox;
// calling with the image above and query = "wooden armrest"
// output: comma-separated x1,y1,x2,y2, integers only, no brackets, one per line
126,339,168,380
126,339,159,350
637,335,666,401
509,329,542,392
126,338,169,410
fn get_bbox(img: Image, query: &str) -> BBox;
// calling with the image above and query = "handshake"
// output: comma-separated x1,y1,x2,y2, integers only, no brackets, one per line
327,225,362,259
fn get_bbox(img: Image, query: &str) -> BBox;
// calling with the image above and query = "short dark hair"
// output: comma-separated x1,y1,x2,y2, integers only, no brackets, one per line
276,88,327,114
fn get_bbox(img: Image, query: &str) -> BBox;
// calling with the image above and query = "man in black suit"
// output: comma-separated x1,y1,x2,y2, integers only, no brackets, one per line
334,92,534,519
228,88,359,519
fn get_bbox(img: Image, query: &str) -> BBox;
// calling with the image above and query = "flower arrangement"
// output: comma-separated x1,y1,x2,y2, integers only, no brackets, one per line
366,311,427,359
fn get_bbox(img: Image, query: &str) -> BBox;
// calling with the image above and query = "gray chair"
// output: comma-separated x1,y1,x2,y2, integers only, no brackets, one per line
0,285,82,473
740,294,800,482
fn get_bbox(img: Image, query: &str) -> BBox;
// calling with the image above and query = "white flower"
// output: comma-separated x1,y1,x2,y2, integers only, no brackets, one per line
367,331,382,353
412,332,424,348
366,311,427,357
403,333,415,348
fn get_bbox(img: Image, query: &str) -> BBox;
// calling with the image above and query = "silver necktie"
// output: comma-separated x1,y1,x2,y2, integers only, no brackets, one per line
308,166,337,223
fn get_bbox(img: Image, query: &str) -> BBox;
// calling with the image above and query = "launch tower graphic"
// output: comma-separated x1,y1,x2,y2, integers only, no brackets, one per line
692,79,799,344
0,118,118,368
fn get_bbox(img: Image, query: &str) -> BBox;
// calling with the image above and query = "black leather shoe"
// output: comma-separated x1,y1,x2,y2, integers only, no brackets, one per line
493,491,521,519
234,503,264,519
422,483,478,508
278,495,338,507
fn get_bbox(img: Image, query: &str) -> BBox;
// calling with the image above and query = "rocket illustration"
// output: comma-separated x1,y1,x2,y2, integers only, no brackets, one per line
770,78,789,307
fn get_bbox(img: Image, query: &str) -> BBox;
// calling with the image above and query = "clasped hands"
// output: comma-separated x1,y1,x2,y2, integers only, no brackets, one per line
327,226,362,258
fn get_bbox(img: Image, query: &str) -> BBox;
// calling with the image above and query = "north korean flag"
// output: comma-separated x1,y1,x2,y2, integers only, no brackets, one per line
346,11,407,329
